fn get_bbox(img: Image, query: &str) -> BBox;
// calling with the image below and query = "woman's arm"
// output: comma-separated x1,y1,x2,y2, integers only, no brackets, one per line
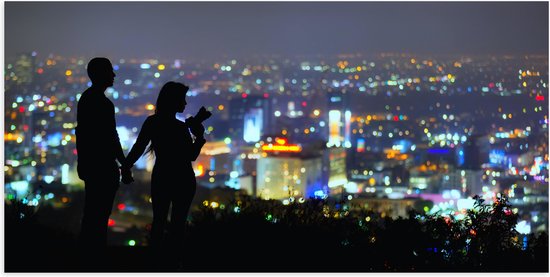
187,123,206,161
123,117,153,168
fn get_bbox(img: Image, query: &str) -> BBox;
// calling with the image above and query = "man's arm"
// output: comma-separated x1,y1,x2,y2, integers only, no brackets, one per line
108,99,126,166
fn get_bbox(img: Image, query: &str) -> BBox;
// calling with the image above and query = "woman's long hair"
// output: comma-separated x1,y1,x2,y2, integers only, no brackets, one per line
146,81,189,156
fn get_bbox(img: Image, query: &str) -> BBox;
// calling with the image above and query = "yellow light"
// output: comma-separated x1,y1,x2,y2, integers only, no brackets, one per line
369,178,376,186
218,104,224,111
281,129,287,135
158,64,165,71
146,104,155,111
261,144,301,153
275,138,287,145
65,70,72,76
194,164,204,177
313,109,320,116
410,58,416,64
356,66,362,71
522,82,527,87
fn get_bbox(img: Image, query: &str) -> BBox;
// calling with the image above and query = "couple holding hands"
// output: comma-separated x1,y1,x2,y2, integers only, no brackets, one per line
76,57,211,252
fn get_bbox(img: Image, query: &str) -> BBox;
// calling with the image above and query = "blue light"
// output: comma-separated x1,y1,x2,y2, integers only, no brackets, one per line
428,148,449,154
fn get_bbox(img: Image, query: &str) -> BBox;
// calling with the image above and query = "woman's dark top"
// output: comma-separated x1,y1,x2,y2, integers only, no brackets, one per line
125,114,206,180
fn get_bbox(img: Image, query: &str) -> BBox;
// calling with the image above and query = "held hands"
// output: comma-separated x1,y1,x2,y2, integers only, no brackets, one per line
120,166,134,184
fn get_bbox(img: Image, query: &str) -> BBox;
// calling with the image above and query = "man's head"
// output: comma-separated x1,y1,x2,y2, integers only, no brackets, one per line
87,57,115,87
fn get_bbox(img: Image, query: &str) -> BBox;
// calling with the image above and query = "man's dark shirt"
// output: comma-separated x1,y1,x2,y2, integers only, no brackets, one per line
75,86,124,180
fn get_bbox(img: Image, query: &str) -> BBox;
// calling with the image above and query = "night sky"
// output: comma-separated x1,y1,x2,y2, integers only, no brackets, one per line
5,1,549,59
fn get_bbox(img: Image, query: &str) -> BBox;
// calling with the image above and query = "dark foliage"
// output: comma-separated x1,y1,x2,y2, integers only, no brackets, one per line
4,194,548,272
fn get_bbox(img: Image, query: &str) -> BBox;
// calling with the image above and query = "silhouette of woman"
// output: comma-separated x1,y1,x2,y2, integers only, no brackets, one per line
122,82,206,250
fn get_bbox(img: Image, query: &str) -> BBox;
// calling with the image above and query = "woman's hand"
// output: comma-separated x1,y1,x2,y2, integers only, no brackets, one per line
190,123,205,138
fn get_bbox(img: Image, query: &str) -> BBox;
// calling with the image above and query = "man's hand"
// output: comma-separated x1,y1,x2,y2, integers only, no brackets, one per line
121,167,134,184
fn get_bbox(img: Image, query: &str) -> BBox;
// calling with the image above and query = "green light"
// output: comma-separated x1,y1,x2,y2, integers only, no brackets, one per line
224,137,231,144
128,240,136,246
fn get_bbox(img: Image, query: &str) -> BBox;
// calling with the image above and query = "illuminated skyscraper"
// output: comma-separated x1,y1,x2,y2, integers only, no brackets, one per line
256,139,322,200
229,95,272,142
328,110,342,147
243,108,263,143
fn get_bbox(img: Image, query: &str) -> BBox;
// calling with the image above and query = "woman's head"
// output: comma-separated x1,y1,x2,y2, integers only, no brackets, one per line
155,81,189,114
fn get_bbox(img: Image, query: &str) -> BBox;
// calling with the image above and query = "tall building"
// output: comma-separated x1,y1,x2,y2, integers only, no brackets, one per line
243,108,263,143
229,95,273,143
326,89,350,147
14,52,37,86
326,147,348,191
256,139,323,200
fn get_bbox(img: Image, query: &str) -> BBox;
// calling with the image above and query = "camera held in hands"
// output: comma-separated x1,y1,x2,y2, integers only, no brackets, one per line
186,106,212,136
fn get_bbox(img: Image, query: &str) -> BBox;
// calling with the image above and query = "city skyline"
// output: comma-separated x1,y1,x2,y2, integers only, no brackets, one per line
5,1,549,60
4,2,549,272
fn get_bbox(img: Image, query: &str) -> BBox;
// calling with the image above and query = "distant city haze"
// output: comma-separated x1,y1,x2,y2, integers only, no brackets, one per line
5,1,549,59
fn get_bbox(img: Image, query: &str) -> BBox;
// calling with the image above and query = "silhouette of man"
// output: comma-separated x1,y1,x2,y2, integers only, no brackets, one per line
76,57,125,248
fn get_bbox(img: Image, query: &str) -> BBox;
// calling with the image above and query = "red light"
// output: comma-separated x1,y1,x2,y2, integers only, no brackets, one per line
18,107,25,113
108,219,115,227
301,101,307,107
488,82,495,88
73,149,78,155
536,95,545,101
23,125,29,132
37,68,44,74
263,93,269,98
393,116,399,121
117,203,126,211
241,93,248,98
